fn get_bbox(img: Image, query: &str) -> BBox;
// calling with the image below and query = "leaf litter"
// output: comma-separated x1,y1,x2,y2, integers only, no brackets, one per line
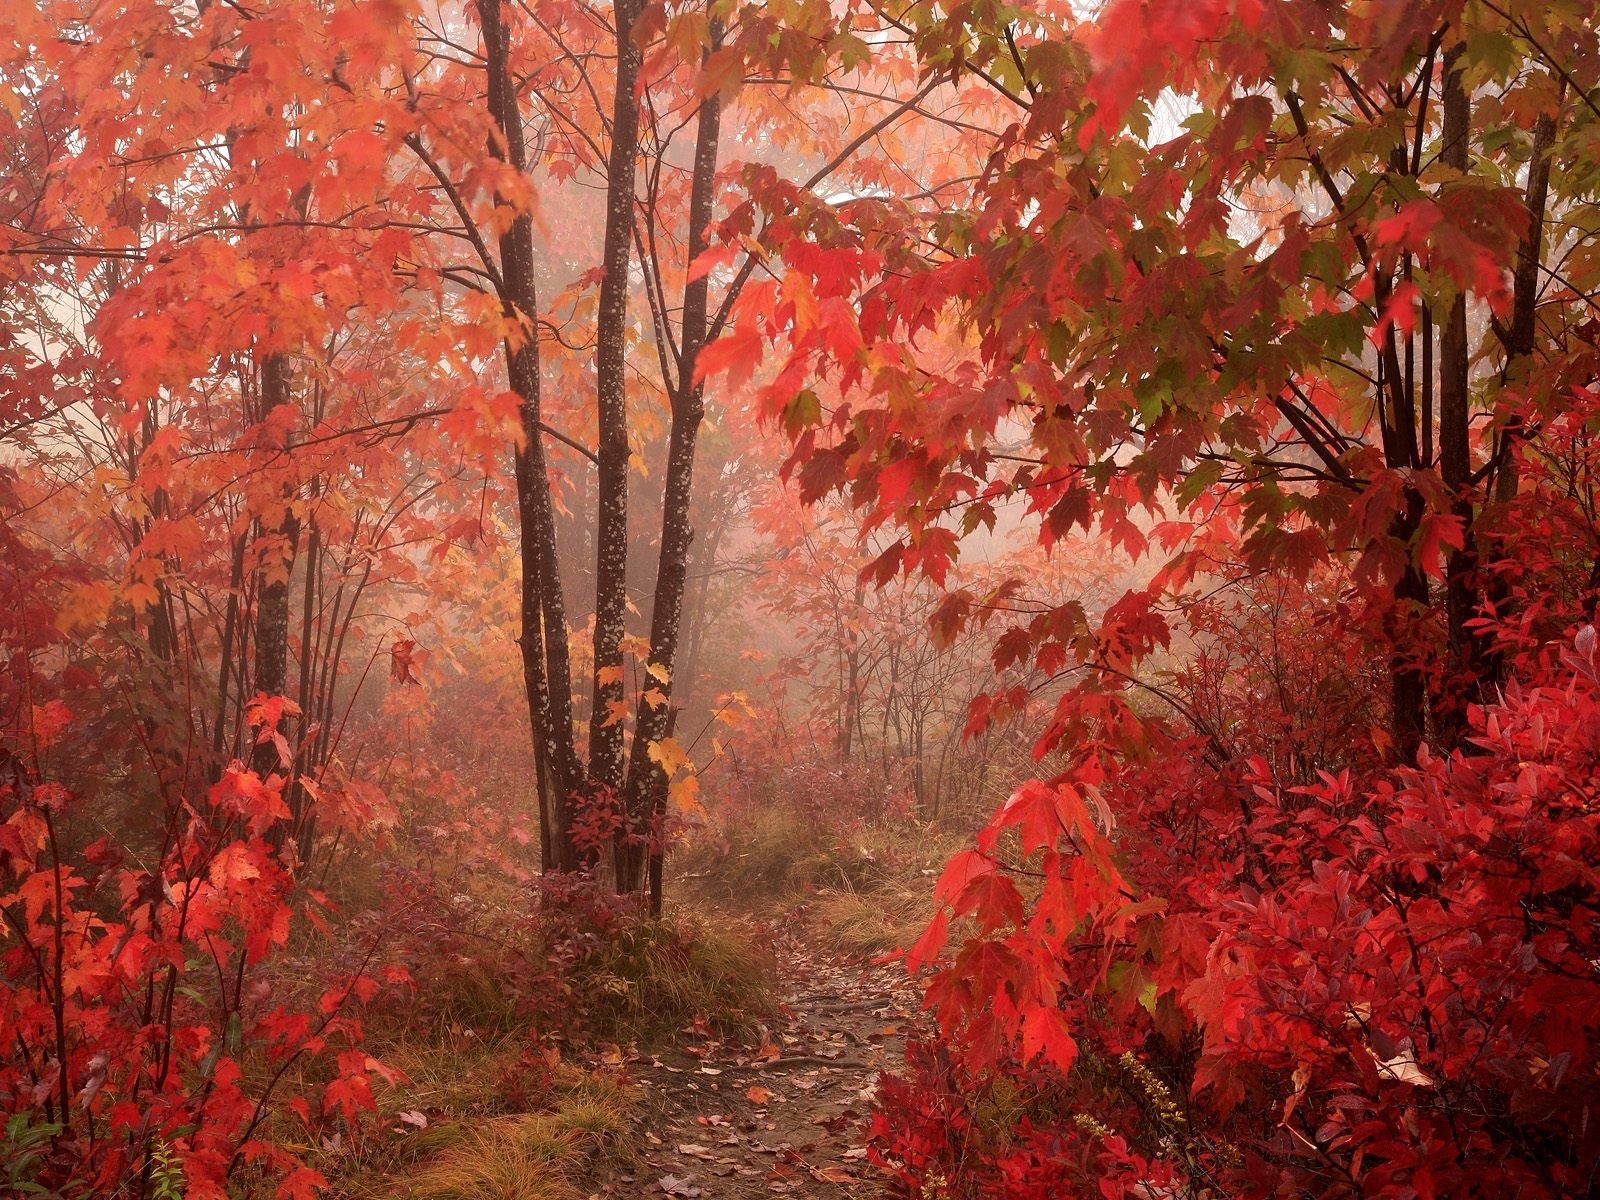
592,916,923,1198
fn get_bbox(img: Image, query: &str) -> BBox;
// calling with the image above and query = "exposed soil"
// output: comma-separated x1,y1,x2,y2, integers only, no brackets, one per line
599,916,923,1198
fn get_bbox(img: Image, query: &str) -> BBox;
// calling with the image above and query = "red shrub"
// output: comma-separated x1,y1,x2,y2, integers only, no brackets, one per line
876,645,1600,1197
0,693,389,1199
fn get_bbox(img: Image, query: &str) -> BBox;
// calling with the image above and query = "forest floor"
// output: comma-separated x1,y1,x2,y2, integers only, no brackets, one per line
595,912,923,1199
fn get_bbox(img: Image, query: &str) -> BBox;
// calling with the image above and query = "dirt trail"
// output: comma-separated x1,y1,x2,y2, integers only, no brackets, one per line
602,920,922,1198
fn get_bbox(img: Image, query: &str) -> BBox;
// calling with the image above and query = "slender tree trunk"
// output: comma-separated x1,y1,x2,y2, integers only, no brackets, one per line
1369,332,1427,758
675,513,717,717
130,391,189,818
618,32,722,901
1437,43,1477,747
589,0,645,810
212,531,248,759
1494,110,1556,502
840,578,864,758
1384,444,1428,759
250,352,301,779
139,403,181,672
1483,110,1558,676
288,508,319,835
479,0,587,871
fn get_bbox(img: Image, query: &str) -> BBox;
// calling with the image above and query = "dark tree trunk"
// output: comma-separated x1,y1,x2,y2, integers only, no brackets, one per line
589,0,645,808
479,0,588,871
250,352,301,779
1390,498,1429,763
840,577,864,758
1372,286,1427,760
618,31,722,902
287,509,319,837
1437,44,1478,748
1483,110,1558,677
212,531,248,759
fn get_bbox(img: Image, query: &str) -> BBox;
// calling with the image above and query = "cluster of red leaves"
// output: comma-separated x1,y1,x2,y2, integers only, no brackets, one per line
0,675,392,1199
873,639,1600,1197
716,1,1600,1194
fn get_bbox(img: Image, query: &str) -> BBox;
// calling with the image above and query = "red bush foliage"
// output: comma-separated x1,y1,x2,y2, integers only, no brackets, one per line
874,641,1600,1197
1,663,390,1198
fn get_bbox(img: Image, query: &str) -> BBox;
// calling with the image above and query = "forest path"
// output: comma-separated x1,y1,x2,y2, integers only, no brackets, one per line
601,918,922,1199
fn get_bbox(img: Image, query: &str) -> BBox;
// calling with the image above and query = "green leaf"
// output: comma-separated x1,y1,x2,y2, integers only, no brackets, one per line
1174,460,1224,509
783,389,821,435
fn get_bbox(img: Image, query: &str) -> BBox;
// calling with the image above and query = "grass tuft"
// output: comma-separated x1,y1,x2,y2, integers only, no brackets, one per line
812,884,934,956
332,1043,634,1199
582,911,777,1041
401,1087,633,1200
403,1114,584,1200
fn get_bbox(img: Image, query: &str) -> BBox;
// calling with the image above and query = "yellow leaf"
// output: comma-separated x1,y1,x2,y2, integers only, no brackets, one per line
669,771,704,816
645,661,670,685
55,581,115,634
647,736,688,776
123,580,161,611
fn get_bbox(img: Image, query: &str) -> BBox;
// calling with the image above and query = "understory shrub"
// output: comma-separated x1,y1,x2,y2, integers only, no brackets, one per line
373,869,775,1045
0,694,395,1200
875,647,1600,1197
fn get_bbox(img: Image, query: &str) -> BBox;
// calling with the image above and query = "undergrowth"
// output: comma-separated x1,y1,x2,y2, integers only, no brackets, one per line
247,858,778,1199
587,911,776,1041
335,1046,634,1200
677,803,964,956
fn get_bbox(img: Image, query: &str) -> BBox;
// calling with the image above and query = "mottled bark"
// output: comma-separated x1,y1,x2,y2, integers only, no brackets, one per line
249,352,301,779
479,0,587,871
618,30,722,901
588,0,646,804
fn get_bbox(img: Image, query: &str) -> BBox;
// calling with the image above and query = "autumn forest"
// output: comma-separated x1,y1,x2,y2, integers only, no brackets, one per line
3,0,1599,1196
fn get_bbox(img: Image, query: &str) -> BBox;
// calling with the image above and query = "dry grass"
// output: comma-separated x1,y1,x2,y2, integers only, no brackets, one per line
812,884,936,956
334,1047,635,1200
313,908,769,1196
400,1102,631,1200
372,1033,527,1118
677,807,964,959
680,808,963,902
582,910,778,1041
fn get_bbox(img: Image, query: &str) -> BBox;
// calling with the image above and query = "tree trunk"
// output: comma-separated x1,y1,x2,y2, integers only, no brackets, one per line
479,0,588,871
1390,517,1429,760
1483,110,1558,676
1437,43,1478,747
212,531,248,759
588,0,645,810
840,577,864,758
1374,316,1425,758
618,32,722,900
250,352,301,780
287,508,319,838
